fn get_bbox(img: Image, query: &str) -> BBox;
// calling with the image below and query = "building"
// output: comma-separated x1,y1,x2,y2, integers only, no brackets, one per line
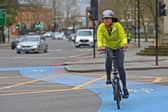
17,0,53,30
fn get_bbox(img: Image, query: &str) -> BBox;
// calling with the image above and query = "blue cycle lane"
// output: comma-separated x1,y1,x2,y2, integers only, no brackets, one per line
0,66,168,112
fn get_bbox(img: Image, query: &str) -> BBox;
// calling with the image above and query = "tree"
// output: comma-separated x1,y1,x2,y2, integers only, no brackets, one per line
62,0,80,27
0,0,18,26
141,0,155,42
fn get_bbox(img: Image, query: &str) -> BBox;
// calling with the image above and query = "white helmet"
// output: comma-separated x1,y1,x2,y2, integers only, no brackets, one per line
102,10,116,19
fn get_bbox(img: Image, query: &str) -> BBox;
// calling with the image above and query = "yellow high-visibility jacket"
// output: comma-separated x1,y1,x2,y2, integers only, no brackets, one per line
97,22,127,50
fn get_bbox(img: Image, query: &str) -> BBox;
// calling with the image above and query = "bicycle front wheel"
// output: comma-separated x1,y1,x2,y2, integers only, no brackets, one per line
114,84,121,109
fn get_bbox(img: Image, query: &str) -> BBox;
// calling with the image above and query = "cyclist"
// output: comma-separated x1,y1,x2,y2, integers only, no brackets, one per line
97,9,129,98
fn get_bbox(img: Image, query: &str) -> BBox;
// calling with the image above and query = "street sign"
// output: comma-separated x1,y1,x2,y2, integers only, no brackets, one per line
0,9,6,27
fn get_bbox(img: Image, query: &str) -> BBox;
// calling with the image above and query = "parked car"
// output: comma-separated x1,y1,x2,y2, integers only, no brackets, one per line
43,31,53,38
11,35,25,50
52,32,64,40
16,35,48,54
74,29,94,48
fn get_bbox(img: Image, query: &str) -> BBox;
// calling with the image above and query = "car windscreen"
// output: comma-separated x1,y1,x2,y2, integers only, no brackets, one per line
78,31,92,36
15,36,25,41
24,36,40,42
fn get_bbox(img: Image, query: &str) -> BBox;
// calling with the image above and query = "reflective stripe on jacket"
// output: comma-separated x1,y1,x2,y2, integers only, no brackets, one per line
97,22,127,50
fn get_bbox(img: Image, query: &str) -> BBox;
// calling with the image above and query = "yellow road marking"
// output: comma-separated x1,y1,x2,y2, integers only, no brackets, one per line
0,76,21,79
0,85,111,97
0,88,74,96
0,74,66,90
152,77,162,83
72,75,105,90
0,75,107,97
0,79,44,90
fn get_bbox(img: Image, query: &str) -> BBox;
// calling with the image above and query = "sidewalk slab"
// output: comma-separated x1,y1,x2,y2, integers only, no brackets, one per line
64,41,168,72
65,63,168,72
0,43,10,48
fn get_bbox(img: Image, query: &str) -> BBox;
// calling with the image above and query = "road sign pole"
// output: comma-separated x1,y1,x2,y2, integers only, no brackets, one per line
0,9,6,43
93,20,96,58
2,26,5,43
137,0,141,48
155,0,159,66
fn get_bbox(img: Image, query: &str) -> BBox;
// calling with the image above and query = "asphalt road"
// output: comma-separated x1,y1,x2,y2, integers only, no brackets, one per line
0,39,168,112
0,71,100,112
0,39,100,112
0,39,93,67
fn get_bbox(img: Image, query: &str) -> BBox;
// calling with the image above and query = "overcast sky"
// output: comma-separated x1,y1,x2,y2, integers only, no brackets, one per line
77,0,90,15
18,0,90,16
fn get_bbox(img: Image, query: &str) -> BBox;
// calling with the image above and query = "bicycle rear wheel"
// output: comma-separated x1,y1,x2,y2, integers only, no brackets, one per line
114,84,121,109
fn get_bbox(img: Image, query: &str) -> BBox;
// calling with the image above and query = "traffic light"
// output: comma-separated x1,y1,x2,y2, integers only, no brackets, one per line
16,24,20,30
90,0,98,20
158,0,167,16
87,9,92,19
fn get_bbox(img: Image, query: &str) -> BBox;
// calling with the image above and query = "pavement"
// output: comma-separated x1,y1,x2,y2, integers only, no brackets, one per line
64,41,168,72
0,43,10,49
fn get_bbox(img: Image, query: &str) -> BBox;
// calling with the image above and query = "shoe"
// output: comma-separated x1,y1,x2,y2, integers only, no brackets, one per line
122,88,129,99
106,79,112,85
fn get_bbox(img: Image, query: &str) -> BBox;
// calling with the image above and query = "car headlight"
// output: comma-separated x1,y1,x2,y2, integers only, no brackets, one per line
75,38,80,42
16,45,21,48
89,38,94,42
32,45,39,48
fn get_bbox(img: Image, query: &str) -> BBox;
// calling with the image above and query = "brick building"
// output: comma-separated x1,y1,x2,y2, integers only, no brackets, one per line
17,6,52,30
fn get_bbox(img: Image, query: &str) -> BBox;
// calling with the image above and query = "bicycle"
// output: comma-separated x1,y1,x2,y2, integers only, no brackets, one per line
111,50,122,109
98,48,126,109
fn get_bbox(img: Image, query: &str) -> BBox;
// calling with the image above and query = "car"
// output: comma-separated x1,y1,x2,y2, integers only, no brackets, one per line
27,32,37,35
74,29,94,48
68,33,76,41
11,35,25,50
16,35,48,54
43,31,53,38
52,32,64,40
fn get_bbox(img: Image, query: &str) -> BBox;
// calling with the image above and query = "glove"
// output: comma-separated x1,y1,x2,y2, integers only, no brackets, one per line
97,48,103,52
121,44,128,49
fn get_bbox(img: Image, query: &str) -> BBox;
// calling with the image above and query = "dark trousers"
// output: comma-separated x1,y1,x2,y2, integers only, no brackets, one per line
105,47,127,88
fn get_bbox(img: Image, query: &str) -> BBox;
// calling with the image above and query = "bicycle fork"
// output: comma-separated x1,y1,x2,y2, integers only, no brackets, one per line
112,74,122,101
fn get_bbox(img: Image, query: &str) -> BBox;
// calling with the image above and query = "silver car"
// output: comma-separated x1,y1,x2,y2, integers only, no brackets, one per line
16,35,48,54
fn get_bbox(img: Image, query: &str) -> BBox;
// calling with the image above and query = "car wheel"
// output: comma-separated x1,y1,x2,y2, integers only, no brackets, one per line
44,49,48,53
17,51,21,54
11,46,15,50
75,45,80,48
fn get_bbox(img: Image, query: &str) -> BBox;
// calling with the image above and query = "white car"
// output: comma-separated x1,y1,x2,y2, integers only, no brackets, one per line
52,32,64,40
74,29,94,48
43,32,53,38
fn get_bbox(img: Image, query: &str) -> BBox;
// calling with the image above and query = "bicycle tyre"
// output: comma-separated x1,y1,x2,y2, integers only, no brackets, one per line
114,84,121,109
